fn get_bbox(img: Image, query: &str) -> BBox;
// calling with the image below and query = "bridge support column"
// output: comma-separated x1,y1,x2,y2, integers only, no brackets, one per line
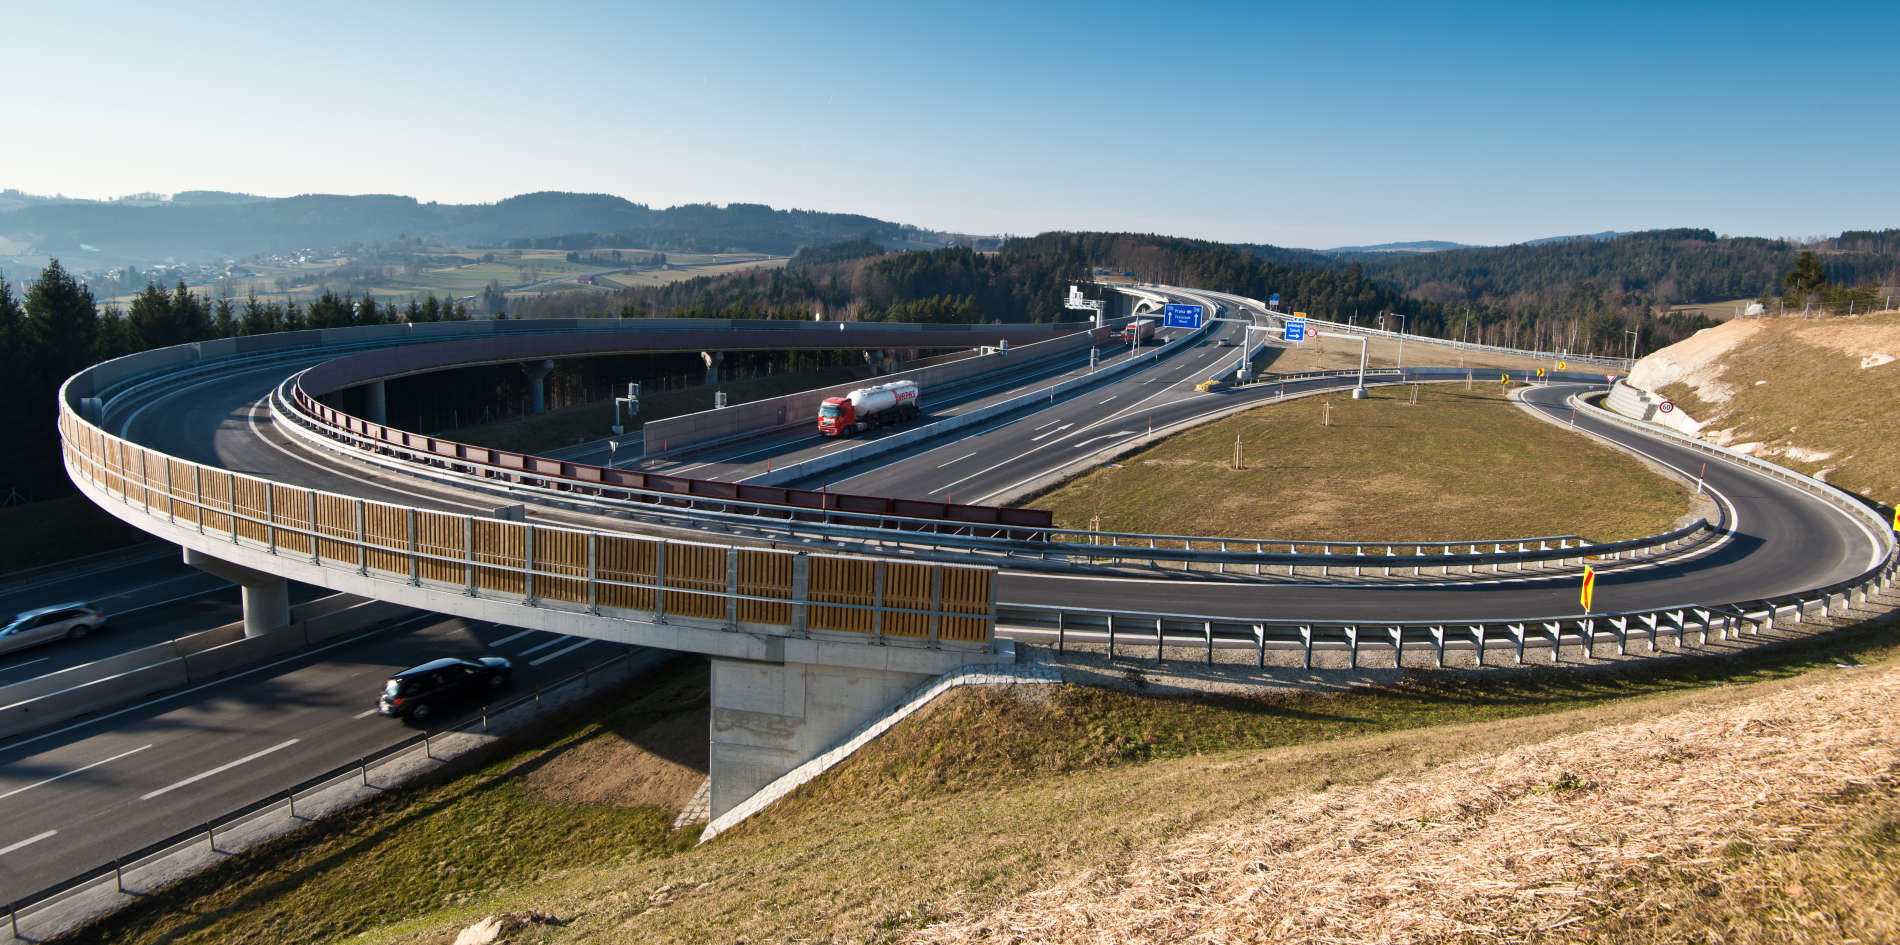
363,380,387,425
706,656,935,819
701,350,724,386
520,360,553,414
182,548,290,638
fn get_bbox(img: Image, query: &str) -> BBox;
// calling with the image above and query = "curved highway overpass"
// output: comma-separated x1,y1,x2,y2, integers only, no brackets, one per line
51,289,1899,829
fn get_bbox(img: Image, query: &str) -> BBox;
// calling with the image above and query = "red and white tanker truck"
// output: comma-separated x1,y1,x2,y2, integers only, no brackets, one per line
817,380,922,436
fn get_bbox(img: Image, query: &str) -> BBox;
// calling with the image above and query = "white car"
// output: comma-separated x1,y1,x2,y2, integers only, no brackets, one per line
0,603,107,656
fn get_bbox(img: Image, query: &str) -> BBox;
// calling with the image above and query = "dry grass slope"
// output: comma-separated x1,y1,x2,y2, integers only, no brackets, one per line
912,662,1900,945
1640,310,1900,508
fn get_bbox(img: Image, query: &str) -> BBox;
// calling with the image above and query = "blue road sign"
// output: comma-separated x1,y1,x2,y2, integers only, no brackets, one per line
1285,318,1307,341
1269,293,1281,306
1163,303,1204,329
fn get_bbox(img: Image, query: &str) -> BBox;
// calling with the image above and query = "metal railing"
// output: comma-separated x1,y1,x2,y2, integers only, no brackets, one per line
272,351,1731,581
59,393,997,651
998,560,1896,668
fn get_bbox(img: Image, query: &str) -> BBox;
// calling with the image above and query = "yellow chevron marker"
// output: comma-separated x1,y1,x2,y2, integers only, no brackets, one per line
1581,565,1597,613
1893,506,1899,531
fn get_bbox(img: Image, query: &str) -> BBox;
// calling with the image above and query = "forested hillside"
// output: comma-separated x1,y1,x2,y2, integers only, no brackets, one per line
0,262,463,501
1346,228,1900,314
512,231,1699,359
0,191,931,267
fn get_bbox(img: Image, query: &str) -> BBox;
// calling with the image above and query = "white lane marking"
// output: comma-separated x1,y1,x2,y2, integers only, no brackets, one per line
353,708,381,719
1072,432,1134,448
936,452,976,468
0,830,56,856
1033,418,1065,431
1098,396,1116,405
2,613,439,753
139,738,300,801
0,744,153,801
489,628,539,648
1029,423,1073,442
111,585,241,619
516,635,569,657
0,657,49,673
529,638,595,666
94,572,227,603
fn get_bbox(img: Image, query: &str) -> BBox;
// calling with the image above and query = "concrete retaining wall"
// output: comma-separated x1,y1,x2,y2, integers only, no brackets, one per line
640,329,1103,457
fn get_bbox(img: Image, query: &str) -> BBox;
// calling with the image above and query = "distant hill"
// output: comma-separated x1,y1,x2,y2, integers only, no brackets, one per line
1321,240,1478,255
1523,230,1631,246
1353,228,1900,306
0,189,938,266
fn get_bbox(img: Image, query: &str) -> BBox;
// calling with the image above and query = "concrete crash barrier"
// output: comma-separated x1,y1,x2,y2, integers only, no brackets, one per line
0,595,411,742
0,661,191,741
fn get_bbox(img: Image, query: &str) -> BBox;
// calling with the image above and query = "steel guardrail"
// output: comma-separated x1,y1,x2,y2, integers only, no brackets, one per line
60,378,1000,654
272,351,1723,578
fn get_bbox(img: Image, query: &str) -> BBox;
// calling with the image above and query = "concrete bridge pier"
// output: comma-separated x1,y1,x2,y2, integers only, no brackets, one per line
707,651,967,818
702,350,724,385
182,548,290,638
362,380,387,424
520,359,554,414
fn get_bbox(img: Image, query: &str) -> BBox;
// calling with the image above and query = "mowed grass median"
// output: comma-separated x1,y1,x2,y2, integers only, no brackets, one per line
1027,384,1689,542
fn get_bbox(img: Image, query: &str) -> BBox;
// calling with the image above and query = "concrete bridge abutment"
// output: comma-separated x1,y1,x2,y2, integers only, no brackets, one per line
182,548,290,638
706,642,999,819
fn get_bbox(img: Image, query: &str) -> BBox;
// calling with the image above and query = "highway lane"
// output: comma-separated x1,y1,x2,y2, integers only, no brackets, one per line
803,306,1258,499
0,551,326,686
629,331,1155,482
0,614,657,905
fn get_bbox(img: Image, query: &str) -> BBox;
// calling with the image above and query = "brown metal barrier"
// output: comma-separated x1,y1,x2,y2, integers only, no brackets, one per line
289,386,1053,535
59,402,995,649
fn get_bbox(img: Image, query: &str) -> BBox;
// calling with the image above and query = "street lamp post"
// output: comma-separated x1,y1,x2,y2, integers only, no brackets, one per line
1624,329,1639,366
1395,313,1408,368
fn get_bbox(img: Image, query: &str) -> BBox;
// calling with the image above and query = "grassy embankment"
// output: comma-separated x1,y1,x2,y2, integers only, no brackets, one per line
1029,384,1687,543
1254,330,1588,377
70,613,1900,945
1653,309,1900,509
438,365,870,455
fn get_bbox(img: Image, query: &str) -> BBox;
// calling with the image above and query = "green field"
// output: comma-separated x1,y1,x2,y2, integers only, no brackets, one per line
136,248,786,308
1026,385,1689,543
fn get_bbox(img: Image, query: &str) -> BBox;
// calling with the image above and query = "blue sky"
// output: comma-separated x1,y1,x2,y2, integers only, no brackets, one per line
5,0,1895,247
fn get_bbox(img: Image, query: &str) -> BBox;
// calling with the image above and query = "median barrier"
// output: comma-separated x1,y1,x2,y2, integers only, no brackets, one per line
181,625,311,683
0,594,415,744
0,641,180,708
0,660,192,741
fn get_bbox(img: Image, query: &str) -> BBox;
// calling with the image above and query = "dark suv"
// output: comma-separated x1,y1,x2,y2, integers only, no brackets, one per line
378,656,512,720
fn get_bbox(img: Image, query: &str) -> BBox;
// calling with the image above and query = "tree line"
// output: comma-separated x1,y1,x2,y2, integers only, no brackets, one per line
502,232,1721,360
0,259,471,501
